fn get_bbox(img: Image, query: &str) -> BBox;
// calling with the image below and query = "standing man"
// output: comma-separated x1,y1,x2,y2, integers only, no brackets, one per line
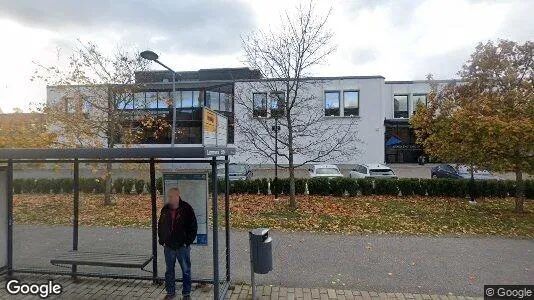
158,187,198,300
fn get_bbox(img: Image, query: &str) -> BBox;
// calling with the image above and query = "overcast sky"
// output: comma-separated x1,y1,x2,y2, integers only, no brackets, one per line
0,0,532,113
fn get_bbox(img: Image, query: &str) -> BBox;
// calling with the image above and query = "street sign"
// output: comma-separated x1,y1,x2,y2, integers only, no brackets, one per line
202,107,228,147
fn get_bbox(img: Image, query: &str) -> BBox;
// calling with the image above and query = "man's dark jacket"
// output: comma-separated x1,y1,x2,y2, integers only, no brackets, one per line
158,198,198,249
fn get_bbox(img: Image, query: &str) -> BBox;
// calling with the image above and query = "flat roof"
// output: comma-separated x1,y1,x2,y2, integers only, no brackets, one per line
0,146,235,160
235,75,385,82
385,79,459,84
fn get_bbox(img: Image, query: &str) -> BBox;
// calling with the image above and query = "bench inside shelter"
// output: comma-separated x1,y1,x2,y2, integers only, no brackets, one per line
50,251,153,270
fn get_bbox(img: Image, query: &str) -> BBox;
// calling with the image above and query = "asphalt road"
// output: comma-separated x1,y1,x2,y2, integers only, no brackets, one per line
11,225,533,296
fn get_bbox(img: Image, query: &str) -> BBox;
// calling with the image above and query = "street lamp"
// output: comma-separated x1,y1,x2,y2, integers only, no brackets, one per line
140,50,178,150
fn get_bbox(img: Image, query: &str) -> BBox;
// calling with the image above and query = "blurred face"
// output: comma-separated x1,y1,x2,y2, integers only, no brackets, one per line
168,188,180,207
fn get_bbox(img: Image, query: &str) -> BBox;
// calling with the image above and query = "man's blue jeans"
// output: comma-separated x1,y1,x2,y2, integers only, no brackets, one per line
164,245,191,296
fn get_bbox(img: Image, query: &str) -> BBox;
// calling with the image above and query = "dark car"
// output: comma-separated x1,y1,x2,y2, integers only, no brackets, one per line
217,163,253,181
431,164,502,180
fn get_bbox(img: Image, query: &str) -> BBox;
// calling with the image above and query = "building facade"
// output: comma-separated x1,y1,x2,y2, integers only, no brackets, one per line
46,68,453,165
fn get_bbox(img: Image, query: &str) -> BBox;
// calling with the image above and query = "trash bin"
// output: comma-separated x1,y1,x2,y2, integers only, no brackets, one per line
249,228,272,274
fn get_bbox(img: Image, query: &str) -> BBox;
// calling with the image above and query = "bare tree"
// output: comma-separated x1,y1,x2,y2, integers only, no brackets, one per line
237,2,359,209
33,40,166,205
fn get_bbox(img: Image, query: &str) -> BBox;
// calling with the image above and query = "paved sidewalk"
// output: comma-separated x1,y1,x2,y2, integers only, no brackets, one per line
0,275,483,299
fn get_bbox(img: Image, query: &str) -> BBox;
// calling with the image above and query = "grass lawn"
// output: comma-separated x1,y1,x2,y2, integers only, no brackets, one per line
13,194,534,237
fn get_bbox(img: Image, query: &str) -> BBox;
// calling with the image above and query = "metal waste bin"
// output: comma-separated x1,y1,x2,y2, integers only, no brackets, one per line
249,228,272,274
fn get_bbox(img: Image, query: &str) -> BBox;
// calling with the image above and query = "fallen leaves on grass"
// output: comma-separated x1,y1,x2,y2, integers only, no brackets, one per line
12,194,534,237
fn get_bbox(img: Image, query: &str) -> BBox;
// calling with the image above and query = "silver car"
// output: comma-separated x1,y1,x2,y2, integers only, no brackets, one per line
349,164,397,179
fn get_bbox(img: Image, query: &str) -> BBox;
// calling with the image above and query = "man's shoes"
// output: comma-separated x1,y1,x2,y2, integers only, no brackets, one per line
182,294,191,300
163,294,176,300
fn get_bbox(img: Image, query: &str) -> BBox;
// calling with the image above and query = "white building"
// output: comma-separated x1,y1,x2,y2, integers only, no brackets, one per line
46,68,453,165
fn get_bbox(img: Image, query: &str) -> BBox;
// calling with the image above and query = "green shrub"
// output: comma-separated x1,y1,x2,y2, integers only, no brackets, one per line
308,178,330,196
232,180,247,194
525,180,534,199
156,177,163,194
13,179,23,194
58,178,74,193
397,179,418,196
329,178,345,196
414,179,428,196
122,178,135,194
356,178,373,195
373,179,398,196
258,179,269,195
294,179,307,194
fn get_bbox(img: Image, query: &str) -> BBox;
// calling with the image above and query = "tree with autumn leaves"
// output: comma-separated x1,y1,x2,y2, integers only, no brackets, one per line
33,40,167,205
411,40,534,213
0,111,56,148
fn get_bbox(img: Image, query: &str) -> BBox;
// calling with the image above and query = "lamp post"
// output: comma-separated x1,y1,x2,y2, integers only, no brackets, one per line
140,50,178,149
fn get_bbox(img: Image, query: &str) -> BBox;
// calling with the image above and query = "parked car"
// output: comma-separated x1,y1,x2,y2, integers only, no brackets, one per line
308,164,343,178
431,164,502,180
349,164,397,179
217,163,253,181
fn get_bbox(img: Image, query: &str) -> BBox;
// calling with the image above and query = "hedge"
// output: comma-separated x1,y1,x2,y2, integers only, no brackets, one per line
9,177,534,199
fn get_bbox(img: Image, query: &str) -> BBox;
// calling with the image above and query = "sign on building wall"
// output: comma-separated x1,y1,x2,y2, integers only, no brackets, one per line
202,107,228,146
162,172,209,245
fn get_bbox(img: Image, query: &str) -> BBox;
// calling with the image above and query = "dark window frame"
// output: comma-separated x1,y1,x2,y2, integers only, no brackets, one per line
252,92,268,118
343,90,360,117
270,91,286,119
324,91,341,116
411,93,427,114
393,94,409,118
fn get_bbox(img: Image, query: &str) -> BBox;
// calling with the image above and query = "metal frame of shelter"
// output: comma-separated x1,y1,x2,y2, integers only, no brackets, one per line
0,146,234,300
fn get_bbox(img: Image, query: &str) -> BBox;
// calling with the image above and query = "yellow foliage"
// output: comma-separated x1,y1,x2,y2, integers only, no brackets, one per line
0,113,57,148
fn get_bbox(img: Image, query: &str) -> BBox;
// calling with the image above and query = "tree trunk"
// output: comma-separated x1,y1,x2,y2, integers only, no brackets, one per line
103,162,113,205
287,112,298,209
514,168,524,213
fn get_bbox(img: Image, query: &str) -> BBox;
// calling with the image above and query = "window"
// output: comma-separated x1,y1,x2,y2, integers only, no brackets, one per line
146,92,158,109
220,93,228,112
343,91,359,116
157,92,169,108
253,93,268,117
193,91,202,107
324,91,340,116
393,95,408,118
82,99,92,114
117,93,134,110
270,92,285,118
180,91,194,108
133,92,146,109
206,91,220,110
412,94,427,114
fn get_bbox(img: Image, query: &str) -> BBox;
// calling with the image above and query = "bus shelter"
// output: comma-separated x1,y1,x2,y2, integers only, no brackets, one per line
0,146,233,300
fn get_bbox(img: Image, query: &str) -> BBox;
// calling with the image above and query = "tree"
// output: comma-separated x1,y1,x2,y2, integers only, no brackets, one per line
33,40,165,205
0,112,56,148
237,2,359,209
411,40,534,212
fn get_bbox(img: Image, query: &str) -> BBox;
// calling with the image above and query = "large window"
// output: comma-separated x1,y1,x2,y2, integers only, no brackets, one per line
412,94,427,114
324,91,340,116
270,92,285,118
157,92,169,109
343,91,359,116
393,95,409,118
180,91,194,108
117,93,134,110
133,92,146,109
253,93,268,117
145,92,158,109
